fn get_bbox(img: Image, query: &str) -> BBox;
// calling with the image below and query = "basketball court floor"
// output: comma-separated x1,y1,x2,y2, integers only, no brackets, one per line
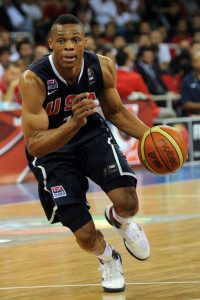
0,162,200,299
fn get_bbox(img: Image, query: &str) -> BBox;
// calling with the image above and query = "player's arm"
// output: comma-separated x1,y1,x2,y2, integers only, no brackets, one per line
19,70,98,158
98,55,149,140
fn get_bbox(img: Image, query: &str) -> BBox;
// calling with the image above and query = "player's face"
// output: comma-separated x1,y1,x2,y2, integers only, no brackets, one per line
49,24,86,69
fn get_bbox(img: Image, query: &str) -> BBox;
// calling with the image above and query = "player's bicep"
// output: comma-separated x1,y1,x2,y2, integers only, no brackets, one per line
19,71,49,142
98,55,123,118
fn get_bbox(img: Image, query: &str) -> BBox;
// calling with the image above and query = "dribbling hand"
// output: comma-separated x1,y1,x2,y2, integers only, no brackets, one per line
72,92,99,127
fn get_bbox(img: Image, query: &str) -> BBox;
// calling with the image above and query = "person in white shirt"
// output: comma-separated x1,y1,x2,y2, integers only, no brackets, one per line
89,0,117,27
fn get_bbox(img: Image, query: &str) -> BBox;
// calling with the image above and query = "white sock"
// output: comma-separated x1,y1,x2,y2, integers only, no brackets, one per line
112,207,131,224
97,241,113,262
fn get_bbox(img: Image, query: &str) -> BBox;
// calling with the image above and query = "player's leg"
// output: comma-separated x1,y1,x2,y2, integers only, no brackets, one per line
80,131,150,261
31,156,124,292
56,204,125,293
105,185,150,260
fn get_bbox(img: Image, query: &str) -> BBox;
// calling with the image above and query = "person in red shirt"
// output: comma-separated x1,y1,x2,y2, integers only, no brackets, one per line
116,48,160,126
0,61,21,106
115,48,177,125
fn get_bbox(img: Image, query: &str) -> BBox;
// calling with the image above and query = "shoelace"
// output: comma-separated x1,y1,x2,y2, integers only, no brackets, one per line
120,222,140,241
98,259,122,280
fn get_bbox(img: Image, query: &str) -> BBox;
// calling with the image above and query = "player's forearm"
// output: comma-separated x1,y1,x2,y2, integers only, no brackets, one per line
107,106,149,140
26,118,82,158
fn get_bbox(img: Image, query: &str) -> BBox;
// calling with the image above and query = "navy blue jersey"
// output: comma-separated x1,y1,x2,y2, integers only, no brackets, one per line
27,50,104,129
24,51,137,225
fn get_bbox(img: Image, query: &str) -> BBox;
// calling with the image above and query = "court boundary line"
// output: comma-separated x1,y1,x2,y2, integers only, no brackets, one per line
0,281,200,290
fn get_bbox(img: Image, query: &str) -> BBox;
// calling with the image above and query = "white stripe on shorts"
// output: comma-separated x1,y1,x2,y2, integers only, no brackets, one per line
107,137,137,180
32,157,58,224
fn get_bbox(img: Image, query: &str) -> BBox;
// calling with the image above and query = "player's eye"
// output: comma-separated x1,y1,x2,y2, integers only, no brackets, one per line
73,38,80,43
58,39,65,44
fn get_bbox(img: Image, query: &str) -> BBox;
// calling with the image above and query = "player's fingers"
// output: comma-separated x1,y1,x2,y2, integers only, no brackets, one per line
72,92,89,105
72,99,99,113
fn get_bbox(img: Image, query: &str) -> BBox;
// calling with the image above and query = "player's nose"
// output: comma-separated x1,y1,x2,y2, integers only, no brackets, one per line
64,40,74,50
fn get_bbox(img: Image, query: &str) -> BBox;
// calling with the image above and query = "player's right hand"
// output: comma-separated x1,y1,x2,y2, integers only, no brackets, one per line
71,92,99,127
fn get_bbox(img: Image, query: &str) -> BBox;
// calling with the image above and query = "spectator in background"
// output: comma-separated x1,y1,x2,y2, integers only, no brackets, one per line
190,14,200,35
112,35,126,53
90,22,103,45
116,48,176,125
2,0,34,33
145,0,182,30
0,46,11,77
102,47,116,64
0,1,15,31
150,30,179,94
85,34,97,52
158,25,169,42
127,0,146,23
180,51,200,116
135,46,169,95
20,0,43,40
20,0,42,23
13,38,34,63
75,9,91,34
41,0,71,38
170,19,192,44
180,1,200,18
0,61,21,109
121,44,136,71
136,33,152,47
0,31,11,48
115,1,133,29
89,0,117,28
192,30,200,43
72,0,95,25
170,39,192,80
190,41,200,53
150,29,171,70
138,21,152,36
34,45,49,60
101,23,116,44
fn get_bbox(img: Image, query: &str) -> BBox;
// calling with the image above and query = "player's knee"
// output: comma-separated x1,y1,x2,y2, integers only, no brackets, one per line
76,229,99,251
118,188,139,215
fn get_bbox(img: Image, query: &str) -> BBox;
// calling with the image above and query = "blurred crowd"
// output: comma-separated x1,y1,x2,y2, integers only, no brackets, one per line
1,0,200,124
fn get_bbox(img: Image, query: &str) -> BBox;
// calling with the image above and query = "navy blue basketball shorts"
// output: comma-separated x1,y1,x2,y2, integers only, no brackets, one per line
28,127,137,232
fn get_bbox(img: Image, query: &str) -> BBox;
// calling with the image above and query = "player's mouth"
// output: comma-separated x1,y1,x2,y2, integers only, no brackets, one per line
62,55,76,63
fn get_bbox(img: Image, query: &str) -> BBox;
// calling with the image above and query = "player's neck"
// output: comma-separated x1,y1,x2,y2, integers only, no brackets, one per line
58,65,82,85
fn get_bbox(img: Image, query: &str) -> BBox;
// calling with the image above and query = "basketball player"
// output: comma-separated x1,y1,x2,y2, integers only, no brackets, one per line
19,14,150,293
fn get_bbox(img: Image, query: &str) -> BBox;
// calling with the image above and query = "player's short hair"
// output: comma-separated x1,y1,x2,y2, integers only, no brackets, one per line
50,14,84,33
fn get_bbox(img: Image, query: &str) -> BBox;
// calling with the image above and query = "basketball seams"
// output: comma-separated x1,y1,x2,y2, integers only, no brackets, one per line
138,125,187,175
140,129,160,175
150,128,173,173
157,126,184,167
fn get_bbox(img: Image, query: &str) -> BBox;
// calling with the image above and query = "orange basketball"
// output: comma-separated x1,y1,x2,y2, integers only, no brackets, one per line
138,125,188,175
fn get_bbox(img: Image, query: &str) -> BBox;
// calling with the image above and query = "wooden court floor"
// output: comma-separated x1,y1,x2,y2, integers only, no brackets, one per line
0,172,200,299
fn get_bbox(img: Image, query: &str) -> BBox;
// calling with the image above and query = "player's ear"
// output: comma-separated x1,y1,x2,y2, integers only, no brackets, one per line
48,39,53,50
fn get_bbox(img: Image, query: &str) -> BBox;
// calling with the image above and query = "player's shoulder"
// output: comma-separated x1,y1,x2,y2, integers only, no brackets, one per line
19,68,44,89
96,54,116,87
97,54,116,70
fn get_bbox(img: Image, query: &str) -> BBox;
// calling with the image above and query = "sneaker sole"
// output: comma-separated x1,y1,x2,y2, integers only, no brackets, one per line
124,240,149,261
102,251,125,293
105,206,150,261
103,285,125,293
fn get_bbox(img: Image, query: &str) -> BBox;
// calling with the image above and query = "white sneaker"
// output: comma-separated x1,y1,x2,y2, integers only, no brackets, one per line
98,249,125,293
105,204,150,261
